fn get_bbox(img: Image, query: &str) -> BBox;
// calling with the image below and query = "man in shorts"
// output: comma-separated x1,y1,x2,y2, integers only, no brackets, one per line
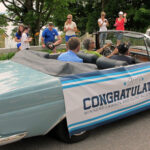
41,22,62,53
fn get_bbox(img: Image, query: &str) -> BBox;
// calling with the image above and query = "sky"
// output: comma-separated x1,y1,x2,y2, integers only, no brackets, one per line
0,3,6,14
0,3,18,48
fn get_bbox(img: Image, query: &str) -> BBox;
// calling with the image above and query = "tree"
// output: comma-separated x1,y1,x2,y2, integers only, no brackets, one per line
0,0,74,45
1,0,149,44
0,14,8,27
101,0,105,10
104,0,149,32
54,0,102,35
51,0,150,34
0,14,8,36
133,0,150,31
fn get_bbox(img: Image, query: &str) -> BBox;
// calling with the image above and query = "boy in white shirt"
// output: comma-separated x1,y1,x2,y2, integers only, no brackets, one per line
21,27,32,50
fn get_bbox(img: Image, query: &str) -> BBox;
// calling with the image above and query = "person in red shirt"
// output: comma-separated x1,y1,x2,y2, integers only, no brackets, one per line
114,11,127,46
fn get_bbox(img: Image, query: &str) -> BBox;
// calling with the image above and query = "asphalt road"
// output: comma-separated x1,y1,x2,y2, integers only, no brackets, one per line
1,110,150,150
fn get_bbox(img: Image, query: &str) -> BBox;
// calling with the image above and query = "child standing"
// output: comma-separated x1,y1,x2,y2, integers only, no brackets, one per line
21,27,32,50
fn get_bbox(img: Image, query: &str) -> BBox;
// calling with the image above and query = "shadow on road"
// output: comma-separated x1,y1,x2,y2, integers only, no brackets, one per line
1,110,150,150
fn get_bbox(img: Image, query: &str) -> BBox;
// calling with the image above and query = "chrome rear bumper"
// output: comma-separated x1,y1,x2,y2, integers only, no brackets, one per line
0,132,27,146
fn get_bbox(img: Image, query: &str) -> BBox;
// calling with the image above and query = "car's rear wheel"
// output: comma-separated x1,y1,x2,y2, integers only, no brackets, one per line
53,119,89,143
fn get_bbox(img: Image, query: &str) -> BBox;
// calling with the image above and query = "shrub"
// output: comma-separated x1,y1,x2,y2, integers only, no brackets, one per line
0,52,15,61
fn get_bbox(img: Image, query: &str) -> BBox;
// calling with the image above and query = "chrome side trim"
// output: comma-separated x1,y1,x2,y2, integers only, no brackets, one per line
44,114,66,135
0,132,27,146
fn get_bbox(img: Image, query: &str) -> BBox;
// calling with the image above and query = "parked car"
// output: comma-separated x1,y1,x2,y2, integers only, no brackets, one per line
0,30,150,146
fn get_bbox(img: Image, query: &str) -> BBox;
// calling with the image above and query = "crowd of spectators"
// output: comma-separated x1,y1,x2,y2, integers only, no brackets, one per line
14,11,136,65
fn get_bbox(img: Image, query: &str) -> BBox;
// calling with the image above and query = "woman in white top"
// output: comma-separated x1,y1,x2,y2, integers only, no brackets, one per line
21,27,32,50
64,14,77,49
98,11,109,48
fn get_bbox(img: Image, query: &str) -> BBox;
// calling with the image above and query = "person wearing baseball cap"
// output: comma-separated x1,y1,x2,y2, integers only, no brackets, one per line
110,43,137,65
114,11,127,46
119,11,124,15
41,22,62,53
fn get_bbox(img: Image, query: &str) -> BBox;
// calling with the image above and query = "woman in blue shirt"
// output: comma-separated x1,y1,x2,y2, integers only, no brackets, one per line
14,25,24,50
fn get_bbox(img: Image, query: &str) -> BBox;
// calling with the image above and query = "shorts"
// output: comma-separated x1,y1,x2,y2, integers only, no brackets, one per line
65,35,76,42
116,33,123,40
17,43,21,49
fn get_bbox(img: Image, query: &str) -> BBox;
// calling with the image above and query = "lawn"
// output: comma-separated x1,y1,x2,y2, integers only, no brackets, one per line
42,49,66,53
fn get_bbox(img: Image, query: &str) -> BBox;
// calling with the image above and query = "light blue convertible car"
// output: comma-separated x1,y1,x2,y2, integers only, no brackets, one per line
0,31,150,146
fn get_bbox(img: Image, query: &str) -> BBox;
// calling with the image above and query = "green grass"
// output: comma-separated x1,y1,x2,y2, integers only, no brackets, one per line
41,49,66,53
0,52,16,61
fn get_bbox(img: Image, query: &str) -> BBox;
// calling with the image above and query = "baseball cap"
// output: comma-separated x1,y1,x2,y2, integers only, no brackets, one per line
119,11,123,15
48,22,54,26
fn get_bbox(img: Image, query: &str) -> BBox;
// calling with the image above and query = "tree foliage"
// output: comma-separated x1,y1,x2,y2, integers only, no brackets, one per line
0,14,8,27
54,0,150,35
0,0,74,44
0,14,8,36
1,0,150,44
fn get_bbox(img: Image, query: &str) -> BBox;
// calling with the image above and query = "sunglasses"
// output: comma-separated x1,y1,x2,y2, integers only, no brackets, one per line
67,18,71,19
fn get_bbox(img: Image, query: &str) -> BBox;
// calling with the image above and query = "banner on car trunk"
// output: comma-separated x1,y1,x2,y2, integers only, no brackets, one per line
60,62,150,136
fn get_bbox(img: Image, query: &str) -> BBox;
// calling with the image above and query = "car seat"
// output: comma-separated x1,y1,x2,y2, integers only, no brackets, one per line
96,56,128,69
77,51,98,64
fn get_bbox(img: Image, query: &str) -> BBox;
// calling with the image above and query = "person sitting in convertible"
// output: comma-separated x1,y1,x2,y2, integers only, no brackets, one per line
83,38,112,57
57,37,83,63
110,43,137,64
